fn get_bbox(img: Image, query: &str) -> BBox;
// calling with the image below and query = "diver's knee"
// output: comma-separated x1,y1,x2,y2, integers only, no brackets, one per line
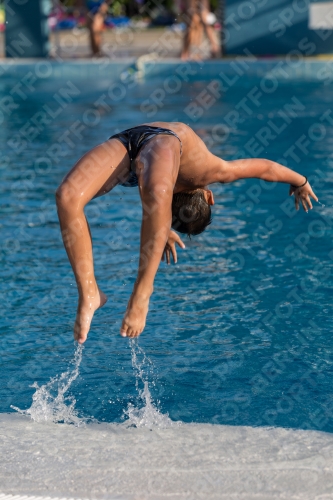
55,182,81,213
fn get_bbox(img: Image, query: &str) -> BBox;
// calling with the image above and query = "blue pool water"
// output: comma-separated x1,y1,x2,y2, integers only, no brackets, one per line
1,61,333,432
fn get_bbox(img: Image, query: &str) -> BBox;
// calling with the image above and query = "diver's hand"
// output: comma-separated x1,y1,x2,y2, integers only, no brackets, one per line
162,230,185,264
289,181,318,212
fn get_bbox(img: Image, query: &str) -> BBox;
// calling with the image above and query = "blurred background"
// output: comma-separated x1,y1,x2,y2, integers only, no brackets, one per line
1,0,221,59
2,0,333,60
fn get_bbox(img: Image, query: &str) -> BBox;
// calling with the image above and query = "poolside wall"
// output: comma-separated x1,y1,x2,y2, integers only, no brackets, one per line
5,0,51,58
224,0,333,55
1,58,333,83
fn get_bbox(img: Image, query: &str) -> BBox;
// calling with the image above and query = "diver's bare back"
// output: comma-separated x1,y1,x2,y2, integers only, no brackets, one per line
144,121,215,192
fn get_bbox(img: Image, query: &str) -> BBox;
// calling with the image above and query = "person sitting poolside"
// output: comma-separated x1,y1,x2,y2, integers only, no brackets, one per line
55,121,318,343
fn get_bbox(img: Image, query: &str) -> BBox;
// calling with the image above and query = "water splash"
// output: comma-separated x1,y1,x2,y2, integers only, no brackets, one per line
124,340,180,429
317,200,326,208
12,343,85,426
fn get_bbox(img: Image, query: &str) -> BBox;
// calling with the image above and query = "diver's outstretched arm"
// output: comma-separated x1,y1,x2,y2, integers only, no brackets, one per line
221,158,318,211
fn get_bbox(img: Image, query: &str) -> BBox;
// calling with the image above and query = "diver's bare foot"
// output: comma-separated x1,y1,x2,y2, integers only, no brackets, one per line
120,294,150,338
74,287,107,344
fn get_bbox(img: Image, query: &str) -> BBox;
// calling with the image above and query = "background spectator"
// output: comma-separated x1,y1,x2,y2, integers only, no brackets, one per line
181,0,219,59
86,0,110,56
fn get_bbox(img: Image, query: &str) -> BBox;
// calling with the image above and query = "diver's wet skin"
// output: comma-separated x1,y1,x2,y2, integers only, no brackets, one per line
56,121,318,343
74,288,107,344
120,294,150,338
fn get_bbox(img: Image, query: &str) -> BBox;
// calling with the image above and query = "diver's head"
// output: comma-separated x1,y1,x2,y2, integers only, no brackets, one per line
171,188,214,236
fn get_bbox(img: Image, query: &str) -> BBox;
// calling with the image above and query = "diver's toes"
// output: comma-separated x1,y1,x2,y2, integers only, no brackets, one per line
120,325,128,337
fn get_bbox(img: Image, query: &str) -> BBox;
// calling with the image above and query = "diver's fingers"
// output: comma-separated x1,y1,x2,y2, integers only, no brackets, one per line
309,188,319,202
170,243,177,263
295,195,299,211
301,198,308,212
166,248,170,265
306,195,313,210
175,234,186,249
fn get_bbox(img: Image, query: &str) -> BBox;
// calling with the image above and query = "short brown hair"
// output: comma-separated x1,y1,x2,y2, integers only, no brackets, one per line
171,190,212,236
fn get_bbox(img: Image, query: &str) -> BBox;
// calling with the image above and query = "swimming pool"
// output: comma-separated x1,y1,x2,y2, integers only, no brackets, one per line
1,59,333,436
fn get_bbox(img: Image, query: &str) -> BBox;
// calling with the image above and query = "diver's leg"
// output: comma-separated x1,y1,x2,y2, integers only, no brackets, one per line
120,135,180,338
56,139,130,343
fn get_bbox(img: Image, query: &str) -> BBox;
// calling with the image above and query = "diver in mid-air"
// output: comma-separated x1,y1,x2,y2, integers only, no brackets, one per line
55,122,318,343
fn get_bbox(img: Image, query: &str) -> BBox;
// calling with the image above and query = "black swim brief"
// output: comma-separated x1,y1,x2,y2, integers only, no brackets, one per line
109,125,183,187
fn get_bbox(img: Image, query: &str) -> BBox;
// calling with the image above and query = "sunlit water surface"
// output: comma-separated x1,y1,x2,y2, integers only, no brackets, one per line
1,62,333,432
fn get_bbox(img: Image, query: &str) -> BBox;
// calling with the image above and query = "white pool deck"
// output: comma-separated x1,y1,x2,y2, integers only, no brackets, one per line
1,414,333,500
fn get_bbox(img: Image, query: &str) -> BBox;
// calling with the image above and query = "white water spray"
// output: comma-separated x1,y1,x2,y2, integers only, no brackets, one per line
124,340,180,429
12,343,85,425
12,340,179,428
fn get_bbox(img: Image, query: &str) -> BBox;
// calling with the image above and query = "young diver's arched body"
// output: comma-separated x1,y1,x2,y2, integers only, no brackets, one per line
55,122,318,342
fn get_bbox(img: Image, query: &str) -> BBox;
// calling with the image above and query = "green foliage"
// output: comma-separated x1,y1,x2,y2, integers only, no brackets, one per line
110,0,124,17
210,0,218,11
